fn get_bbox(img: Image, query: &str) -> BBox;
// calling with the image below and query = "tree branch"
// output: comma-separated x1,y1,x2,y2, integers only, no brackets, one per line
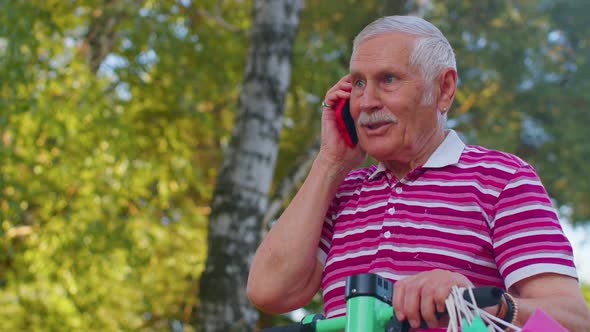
196,1,245,33
262,136,321,232
84,0,142,73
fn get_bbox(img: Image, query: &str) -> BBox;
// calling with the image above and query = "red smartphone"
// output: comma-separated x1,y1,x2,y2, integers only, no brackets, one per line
335,99,358,148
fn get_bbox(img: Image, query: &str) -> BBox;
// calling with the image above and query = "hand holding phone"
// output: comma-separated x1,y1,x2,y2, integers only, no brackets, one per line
334,99,358,148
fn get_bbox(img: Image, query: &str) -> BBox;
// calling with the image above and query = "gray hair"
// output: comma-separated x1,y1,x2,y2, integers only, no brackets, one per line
351,16,456,105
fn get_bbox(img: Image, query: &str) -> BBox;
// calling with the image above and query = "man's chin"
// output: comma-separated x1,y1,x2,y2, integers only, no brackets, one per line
359,138,405,161
365,149,399,163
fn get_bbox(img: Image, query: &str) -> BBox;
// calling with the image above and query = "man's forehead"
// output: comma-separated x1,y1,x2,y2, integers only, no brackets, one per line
349,33,414,73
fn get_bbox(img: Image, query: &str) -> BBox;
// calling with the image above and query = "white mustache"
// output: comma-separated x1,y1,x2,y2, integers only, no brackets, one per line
357,111,397,126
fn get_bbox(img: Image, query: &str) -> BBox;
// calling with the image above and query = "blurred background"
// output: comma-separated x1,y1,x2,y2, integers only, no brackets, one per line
1,0,589,331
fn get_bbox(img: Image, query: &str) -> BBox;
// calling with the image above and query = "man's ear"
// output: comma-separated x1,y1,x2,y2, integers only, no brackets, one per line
436,68,457,113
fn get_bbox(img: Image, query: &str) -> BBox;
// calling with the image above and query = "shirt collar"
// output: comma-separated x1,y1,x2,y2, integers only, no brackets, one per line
368,130,465,180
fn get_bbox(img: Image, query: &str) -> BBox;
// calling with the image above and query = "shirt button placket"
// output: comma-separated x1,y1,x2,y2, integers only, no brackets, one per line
386,180,398,239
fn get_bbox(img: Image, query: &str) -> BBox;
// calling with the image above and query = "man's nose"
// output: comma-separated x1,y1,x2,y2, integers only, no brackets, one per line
359,83,382,111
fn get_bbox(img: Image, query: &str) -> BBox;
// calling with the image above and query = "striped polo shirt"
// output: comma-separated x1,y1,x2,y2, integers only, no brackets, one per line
318,130,577,319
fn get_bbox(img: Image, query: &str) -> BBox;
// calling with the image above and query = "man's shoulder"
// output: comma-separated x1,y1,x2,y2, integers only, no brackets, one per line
461,144,531,171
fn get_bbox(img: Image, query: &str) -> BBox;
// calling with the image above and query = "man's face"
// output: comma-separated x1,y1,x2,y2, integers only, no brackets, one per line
349,32,441,163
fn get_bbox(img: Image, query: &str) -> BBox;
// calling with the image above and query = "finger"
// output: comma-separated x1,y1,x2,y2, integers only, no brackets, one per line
402,283,422,328
433,283,452,314
328,82,351,94
325,84,348,96
334,91,351,100
324,92,351,109
326,77,351,97
420,284,438,328
393,280,406,321
338,81,352,92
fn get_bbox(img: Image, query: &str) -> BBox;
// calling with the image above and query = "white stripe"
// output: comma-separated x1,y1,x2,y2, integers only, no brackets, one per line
327,307,346,318
335,190,354,199
500,252,574,275
412,179,500,196
326,247,379,264
343,171,371,182
397,198,487,214
317,249,327,266
339,200,389,216
373,270,406,282
323,279,345,294
494,229,564,247
495,203,555,220
396,199,491,223
360,182,389,192
335,182,388,198
504,178,542,190
504,263,578,290
382,220,492,244
377,244,497,268
463,147,527,166
347,174,366,181
332,224,382,239
455,161,515,174
326,242,496,269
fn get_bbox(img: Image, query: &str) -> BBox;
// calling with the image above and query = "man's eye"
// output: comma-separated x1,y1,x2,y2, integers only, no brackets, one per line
384,74,395,83
354,80,365,88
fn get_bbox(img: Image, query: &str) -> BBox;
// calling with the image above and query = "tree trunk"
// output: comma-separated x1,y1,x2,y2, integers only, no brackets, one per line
195,1,304,331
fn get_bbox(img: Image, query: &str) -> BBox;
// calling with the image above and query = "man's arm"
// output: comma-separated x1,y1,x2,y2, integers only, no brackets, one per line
247,75,364,314
247,157,348,314
489,164,589,329
510,273,590,332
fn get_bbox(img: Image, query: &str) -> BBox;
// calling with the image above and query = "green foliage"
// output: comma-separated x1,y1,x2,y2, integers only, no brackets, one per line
0,0,246,330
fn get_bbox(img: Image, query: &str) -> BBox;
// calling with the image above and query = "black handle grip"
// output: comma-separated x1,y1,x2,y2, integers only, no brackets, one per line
462,285,504,308
386,316,428,332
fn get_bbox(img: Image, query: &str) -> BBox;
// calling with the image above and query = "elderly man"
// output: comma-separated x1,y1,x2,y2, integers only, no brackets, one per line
247,15,590,331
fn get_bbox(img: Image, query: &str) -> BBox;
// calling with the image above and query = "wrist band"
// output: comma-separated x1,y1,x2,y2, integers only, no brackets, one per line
495,293,508,320
503,293,518,329
506,293,519,325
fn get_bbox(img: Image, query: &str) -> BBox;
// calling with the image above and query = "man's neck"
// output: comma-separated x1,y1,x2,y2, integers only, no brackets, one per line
383,129,447,180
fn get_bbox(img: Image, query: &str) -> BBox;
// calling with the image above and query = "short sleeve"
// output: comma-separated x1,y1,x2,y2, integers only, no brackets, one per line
317,199,337,266
491,164,577,289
